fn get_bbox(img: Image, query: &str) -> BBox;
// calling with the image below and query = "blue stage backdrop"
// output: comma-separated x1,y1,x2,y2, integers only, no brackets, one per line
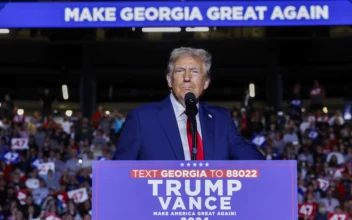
0,1,351,28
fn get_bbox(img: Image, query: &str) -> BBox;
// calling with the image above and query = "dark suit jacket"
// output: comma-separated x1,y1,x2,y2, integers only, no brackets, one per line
114,96,264,160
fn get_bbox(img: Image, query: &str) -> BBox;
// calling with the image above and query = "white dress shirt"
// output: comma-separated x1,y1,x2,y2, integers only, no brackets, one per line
170,93,203,160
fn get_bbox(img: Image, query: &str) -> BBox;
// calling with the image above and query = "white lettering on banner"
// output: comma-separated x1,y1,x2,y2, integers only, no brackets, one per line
207,6,267,21
64,5,330,24
157,197,232,211
120,7,203,21
65,7,116,22
148,180,241,210
161,170,208,178
4,152,19,163
271,5,329,20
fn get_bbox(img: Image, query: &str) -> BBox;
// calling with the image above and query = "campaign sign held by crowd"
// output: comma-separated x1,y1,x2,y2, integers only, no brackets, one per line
92,160,297,220
11,138,29,150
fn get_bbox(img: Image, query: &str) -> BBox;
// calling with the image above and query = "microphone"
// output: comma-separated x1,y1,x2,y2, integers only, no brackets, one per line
185,92,198,160
185,92,196,107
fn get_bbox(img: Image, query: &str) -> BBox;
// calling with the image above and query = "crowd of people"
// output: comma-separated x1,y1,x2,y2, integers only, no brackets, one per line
0,96,125,220
233,81,352,220
0,80,350,220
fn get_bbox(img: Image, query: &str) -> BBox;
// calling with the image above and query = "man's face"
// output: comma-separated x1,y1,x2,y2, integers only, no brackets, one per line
167,55,210,106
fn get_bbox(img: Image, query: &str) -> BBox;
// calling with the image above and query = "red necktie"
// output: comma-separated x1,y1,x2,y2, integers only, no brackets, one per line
186,114,204,160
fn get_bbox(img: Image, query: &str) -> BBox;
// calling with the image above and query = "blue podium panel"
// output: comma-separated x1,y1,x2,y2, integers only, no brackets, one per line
92,160,297,220
0,1,351,27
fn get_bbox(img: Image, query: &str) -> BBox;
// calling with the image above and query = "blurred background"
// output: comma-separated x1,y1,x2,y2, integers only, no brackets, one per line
1,0,352,220
3,27,352,117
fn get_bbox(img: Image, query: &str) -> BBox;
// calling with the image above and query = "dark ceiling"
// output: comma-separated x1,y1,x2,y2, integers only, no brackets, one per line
1,26,352,102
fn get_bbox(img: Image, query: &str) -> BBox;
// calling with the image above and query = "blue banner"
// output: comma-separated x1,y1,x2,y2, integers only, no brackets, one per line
93,160,297,220
2,151,19,165
0,1,351,28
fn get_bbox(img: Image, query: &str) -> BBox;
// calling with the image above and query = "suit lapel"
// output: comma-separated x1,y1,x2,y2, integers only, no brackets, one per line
199,103,215,160
157,96,185,160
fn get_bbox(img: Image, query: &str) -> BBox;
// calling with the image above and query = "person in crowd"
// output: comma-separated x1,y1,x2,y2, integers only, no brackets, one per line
91,105,104,129
231,109,240,129
289,82,303,123
242,89,254,122
310,80,325,112
2,94,14,121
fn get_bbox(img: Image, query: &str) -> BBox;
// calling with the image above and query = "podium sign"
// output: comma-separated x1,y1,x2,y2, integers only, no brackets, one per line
92,160,297,220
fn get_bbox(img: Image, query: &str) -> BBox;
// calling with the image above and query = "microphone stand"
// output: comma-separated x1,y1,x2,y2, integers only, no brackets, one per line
187,106,198,160
191,114,197,160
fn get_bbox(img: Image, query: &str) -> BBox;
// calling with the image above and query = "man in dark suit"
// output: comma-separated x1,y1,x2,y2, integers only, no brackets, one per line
114,47,264,160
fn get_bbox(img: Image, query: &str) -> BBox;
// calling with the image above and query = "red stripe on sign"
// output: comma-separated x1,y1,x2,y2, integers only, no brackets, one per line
130,169,259,178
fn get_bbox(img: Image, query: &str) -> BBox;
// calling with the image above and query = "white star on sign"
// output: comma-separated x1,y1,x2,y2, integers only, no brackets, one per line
193,163,197,167
199,163,203,167
205,163,209,167
187,163,191,167
180,163,184,167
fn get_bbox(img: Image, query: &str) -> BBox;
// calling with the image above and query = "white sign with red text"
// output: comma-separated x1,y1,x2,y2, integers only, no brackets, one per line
16,190,27,205
11,138,29,150
68,188,88,203
38,162,55,175
317,178,329,191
